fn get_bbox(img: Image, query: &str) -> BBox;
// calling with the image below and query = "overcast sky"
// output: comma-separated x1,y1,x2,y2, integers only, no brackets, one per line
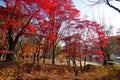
73,0,120,35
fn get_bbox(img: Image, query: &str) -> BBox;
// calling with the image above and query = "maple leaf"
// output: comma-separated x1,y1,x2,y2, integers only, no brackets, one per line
50,26,55,30
95,50,103,55
91,22,101,27
48,33,56,42
27,25,37,33
4,24,10,28
24,0,35,5
101,43,108,48
0,14,2,18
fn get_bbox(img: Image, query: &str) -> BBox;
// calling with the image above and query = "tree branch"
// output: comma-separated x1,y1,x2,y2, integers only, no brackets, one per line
13,10,39,47
106,0,120,13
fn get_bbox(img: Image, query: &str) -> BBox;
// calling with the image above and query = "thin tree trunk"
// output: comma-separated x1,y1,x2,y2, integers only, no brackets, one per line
72,57,78,76
52,42,55,64
103,59,107,65
79,58,82,69
103,52,107,65
84,56,87,70
37,51,40,63
66,58,70,67
43,52,46,64
33,54,36,63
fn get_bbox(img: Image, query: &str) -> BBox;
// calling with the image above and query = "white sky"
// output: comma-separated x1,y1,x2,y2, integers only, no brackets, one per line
73,0,120,35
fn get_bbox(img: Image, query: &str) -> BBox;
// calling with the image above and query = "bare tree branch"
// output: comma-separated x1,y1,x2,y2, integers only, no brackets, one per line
116,0,120,2
106,0,120,13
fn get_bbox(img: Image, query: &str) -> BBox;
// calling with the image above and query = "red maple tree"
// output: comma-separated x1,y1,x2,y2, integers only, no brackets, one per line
0,0,80,62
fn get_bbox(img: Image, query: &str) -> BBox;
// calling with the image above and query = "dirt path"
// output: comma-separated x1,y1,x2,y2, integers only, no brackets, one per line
42,59,102,66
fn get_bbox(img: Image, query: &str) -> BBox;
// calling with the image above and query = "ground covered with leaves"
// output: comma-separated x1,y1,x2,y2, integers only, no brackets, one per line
0,60,120,80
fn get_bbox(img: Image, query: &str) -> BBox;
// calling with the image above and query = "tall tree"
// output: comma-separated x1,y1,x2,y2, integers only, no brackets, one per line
0,0,79,62
36,0,80,64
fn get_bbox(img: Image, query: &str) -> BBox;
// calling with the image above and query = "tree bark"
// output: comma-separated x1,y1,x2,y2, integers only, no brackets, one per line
43,52,46,64
5,28,16,61
52,42,56,64
5,42,16,61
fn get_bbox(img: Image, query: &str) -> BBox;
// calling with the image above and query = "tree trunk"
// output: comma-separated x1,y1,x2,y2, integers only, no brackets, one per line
33,54,36,63
66,58,70,67
103,52,107,65
5,28,16,62
37,52,40,63
72,57,78,76
43,52,46,64
36,45,41,63
103,59,107,65
79,59,82,69
52,42,55,64
5,53,15,62
5,43,16,62
84,56,87,70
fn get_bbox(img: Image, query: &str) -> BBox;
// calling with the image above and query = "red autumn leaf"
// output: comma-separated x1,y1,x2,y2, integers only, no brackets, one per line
4,20,18,28
43,0,52,13
0,50,11,54
10,21,18,27
93,23,101,27
0,14,2,18
95,50,103,55
48,33,56,42
101,44,108,48
27,25,37,33
104,38,109,44
4,24,10,28
91,22,101,27
70,9,80,19
65,5,72,10
81,20,90,23
39,22,48,30
24,0,35,5
97,30,105,37
50,26,55,30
